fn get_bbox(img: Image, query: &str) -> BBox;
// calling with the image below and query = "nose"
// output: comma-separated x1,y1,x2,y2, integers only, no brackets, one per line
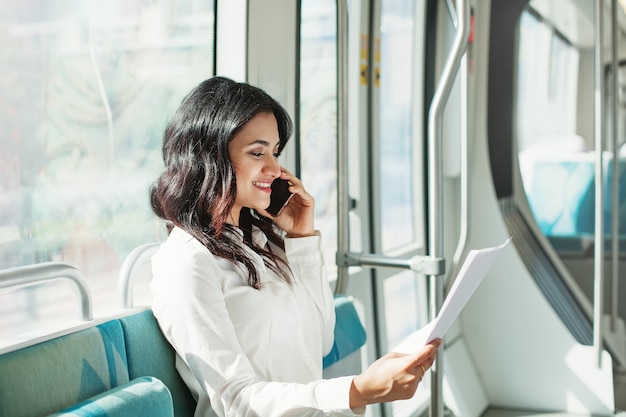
263,154,281,178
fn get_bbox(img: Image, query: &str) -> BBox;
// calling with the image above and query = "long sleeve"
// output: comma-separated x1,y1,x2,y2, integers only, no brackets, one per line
284,232,336,357
150,227,364,417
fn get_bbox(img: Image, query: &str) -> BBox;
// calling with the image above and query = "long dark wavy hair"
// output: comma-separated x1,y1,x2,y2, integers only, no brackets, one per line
150,77,293,288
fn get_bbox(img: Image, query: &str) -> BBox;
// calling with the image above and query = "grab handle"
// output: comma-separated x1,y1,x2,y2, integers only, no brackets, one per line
0,262,92,321
427,1,470,417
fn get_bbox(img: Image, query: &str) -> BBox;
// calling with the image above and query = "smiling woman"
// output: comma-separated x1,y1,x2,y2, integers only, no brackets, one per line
228,112,284,221
150,77,299,288
148,76,440,417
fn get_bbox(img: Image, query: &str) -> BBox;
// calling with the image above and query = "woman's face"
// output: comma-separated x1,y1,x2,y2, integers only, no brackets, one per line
228,112,282,224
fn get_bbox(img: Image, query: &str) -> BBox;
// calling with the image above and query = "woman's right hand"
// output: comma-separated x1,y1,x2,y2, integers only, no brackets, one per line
349,339,441,409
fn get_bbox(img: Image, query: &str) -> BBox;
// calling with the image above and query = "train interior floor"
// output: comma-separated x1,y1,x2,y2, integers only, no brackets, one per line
616,367,626,412
482,408,626,417
473,367,626,417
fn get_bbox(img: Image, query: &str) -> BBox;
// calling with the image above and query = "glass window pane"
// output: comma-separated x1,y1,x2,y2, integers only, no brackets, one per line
0,0,214,341
379,0,416,252
384,271,427,350
516,9,587,243
299,0,338,278
384,270,430,417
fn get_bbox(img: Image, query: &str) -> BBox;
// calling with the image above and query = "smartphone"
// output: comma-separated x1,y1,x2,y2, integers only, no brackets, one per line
266,178,294,216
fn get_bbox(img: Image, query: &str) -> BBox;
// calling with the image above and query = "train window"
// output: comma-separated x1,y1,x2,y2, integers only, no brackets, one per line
383,270,426,349
299,0,338,277
376,1,429,415
383,269,430,414
515,8,586,245
0,0,214,341
516,10,580,155
378,0,420,252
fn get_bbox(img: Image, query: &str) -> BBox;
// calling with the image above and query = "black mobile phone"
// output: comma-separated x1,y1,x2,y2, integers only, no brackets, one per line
266,178,294,216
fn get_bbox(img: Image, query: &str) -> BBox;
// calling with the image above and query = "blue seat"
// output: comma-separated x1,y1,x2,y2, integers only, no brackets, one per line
0,296,366,417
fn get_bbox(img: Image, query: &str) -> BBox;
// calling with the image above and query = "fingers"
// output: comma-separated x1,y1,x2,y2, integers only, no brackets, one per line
277,167,294,181
409,338,442,378
354,341,442,406
269,168,315,236
418,365,427,381
411,338,441,361
276,168,314,208
277,169,301,192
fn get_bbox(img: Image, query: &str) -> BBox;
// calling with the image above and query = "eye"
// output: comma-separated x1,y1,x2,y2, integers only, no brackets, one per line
273,152,281,158
250,152,264,158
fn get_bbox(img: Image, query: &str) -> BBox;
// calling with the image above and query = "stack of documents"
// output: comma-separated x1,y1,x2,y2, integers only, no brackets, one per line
393,237,511,353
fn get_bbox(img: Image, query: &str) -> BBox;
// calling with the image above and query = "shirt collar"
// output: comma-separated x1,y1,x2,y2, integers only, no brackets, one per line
223,225,268,248
251,227,268,248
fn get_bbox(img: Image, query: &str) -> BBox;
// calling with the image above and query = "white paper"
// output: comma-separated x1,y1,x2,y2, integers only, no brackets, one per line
393,237,511,354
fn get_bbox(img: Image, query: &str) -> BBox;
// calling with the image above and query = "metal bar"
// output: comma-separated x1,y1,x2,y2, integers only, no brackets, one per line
593,0,605,368
444,0,458,28
427,0,469,416
446,45,470,291
118,242,161,309
0,262,93,321
338,251,445,276
610,0,619,333
335,0,350,295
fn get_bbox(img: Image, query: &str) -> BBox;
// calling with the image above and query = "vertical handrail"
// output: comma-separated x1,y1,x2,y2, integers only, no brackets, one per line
593,0,605,367
427,1,469,417
610,0,619,333
335,0,350,295
118,242,161,309
0,262,93,321
446,51,470,290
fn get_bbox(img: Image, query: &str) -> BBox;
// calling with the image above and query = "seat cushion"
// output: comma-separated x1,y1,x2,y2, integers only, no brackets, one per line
47,376,174,417
323,296,367,369
0,320,129,417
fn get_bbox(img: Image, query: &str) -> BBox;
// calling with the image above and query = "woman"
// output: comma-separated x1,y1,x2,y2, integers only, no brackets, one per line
149,76,440,417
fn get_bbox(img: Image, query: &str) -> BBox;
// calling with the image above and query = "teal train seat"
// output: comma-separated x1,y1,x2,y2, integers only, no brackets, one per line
47,377,174,417
523,152,626,253
323,295,367,369
0,295,365,417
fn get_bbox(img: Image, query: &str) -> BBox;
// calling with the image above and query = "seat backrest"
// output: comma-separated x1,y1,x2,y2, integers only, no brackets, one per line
119,310,196,417
0,320,130,417
323,295,367,369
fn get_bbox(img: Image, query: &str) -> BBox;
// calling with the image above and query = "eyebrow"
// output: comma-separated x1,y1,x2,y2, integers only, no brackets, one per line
248,139,280,147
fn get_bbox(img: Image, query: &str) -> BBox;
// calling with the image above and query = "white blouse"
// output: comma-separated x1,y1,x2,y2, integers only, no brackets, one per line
150,226,364,417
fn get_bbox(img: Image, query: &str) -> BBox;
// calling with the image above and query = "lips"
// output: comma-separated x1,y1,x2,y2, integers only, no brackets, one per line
252,181,272,192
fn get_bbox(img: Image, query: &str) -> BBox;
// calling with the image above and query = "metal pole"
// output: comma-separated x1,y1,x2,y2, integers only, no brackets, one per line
610,0,619,333
427,1,469,416
593,0,605,368
335,0,350,295
447,44,470,291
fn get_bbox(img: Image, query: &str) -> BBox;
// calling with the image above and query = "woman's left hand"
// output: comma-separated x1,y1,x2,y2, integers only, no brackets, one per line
259,170,315,237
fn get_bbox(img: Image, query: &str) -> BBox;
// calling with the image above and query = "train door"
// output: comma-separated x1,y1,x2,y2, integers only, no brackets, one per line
367,2,431,417
299,1,432,417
